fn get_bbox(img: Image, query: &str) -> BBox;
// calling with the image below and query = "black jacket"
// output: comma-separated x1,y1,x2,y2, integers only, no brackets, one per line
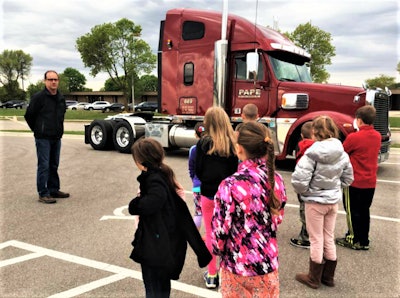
24,88,66,139
128,168,211,280
195,136,238,197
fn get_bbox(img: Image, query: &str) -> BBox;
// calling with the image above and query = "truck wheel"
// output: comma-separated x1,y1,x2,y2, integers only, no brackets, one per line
113,121,135,153
88,120,114,150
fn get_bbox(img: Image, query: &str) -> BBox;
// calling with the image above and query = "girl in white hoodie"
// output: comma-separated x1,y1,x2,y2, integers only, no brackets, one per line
291,116,354,289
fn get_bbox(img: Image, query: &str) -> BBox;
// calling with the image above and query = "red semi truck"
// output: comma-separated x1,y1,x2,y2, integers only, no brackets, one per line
85,8,391,161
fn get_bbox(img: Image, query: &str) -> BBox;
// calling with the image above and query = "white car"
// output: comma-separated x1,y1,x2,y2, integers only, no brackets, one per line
84,101,111,111
68,102,89,110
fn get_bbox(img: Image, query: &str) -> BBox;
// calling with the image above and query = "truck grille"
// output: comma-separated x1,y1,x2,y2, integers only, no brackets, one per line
297,94,309,109
373,92,390,137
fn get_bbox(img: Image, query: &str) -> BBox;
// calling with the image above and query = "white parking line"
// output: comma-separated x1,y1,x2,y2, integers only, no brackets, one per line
0,251,44,267
1,240,221,298
100,215,136,220
48,274,129,298
377,179,400,184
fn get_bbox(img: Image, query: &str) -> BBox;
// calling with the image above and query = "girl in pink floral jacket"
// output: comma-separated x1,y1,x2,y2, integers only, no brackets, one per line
212,121,287,297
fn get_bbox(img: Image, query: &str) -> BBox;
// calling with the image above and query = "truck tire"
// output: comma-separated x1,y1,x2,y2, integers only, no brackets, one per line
113,121,135,153
88,120,114,150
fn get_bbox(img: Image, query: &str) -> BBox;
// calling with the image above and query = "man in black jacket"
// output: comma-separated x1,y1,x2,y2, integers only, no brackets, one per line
24,70,70,204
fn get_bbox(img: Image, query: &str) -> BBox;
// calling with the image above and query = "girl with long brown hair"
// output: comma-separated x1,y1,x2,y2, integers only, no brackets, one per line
212,121,287,297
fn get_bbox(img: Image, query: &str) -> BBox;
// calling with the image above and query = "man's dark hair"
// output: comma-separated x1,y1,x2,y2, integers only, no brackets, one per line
44,70,59,79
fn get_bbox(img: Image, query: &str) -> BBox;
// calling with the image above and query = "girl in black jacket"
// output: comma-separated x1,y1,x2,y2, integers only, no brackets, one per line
195,107,238,289
129,137,211,298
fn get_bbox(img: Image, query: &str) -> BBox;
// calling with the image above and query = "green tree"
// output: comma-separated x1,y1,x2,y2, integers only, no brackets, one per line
103,73,156,100
76,18,156,100
104,76,125,91
365,74,396,89
0,49,33,101
285,22,335,83
134,74,158,99
26,80,45,100
61,67,86,92
137,74,158,92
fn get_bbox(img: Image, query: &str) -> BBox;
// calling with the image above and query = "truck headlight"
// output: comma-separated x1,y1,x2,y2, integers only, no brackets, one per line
281,93,309,110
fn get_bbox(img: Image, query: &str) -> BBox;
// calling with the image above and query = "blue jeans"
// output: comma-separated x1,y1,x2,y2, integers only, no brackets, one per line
35,138,61,197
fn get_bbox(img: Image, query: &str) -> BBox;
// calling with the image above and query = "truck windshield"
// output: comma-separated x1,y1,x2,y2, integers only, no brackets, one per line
268,54,312,83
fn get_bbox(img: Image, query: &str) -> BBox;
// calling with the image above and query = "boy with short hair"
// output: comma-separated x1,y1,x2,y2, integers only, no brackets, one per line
336,105,381,250
290,121,314,248
235,103,259,134
241,103,259,122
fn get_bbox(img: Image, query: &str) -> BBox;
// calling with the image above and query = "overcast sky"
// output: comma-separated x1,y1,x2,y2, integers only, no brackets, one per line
1,0,399,90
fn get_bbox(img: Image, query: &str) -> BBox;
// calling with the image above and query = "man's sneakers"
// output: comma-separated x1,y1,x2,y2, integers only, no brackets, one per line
290,238,310,249
336,237,369,251
38,195,56,204
204,272,219,289
50,190,70,198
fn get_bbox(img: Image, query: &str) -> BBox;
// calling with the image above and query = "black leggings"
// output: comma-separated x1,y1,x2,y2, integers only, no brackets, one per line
141,264,171,298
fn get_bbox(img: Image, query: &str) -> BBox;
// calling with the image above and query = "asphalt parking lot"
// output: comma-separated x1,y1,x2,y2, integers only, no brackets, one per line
0,118,399,297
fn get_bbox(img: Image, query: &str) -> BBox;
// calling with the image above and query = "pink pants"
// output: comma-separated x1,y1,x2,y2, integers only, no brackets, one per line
305,202,338,263
201,195,218,275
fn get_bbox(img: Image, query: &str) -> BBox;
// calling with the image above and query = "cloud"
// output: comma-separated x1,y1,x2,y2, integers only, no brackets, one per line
2,0,399,90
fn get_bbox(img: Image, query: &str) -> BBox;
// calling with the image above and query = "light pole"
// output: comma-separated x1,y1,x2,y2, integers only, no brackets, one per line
132,70,135,109
129,32,140,110
20,59,25,91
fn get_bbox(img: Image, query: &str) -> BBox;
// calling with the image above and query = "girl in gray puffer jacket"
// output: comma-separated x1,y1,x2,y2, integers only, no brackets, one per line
291,116,353,289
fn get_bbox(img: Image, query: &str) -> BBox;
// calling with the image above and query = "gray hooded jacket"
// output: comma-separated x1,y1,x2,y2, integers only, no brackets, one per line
291,138,354,204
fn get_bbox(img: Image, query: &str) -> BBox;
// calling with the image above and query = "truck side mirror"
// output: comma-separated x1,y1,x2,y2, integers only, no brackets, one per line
246,52,259,80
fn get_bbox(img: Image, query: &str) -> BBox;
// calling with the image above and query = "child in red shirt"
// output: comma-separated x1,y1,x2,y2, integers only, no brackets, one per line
336,105,381,250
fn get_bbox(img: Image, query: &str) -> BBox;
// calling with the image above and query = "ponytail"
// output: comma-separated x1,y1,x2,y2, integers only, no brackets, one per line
265,141,281,214
237,122,282,213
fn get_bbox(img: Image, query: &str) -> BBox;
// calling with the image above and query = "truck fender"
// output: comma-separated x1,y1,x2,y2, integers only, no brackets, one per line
280,111,355,160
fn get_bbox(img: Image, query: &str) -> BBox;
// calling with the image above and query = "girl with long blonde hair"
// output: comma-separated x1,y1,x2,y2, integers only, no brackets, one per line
195,106,238,289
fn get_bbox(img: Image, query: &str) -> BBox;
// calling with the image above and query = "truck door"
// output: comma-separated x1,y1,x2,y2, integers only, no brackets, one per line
231,53,271,118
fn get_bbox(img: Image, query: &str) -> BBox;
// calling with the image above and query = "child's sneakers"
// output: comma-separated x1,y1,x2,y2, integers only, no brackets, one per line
290,238,310,249
203,271,219,289
336,237,369,250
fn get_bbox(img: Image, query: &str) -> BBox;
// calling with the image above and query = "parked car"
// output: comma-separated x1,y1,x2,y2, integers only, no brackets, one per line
102,103,125,113
133,101,158,112
68,102,89,110
65,100,78,108
84,101,111,111
0,100,26,109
